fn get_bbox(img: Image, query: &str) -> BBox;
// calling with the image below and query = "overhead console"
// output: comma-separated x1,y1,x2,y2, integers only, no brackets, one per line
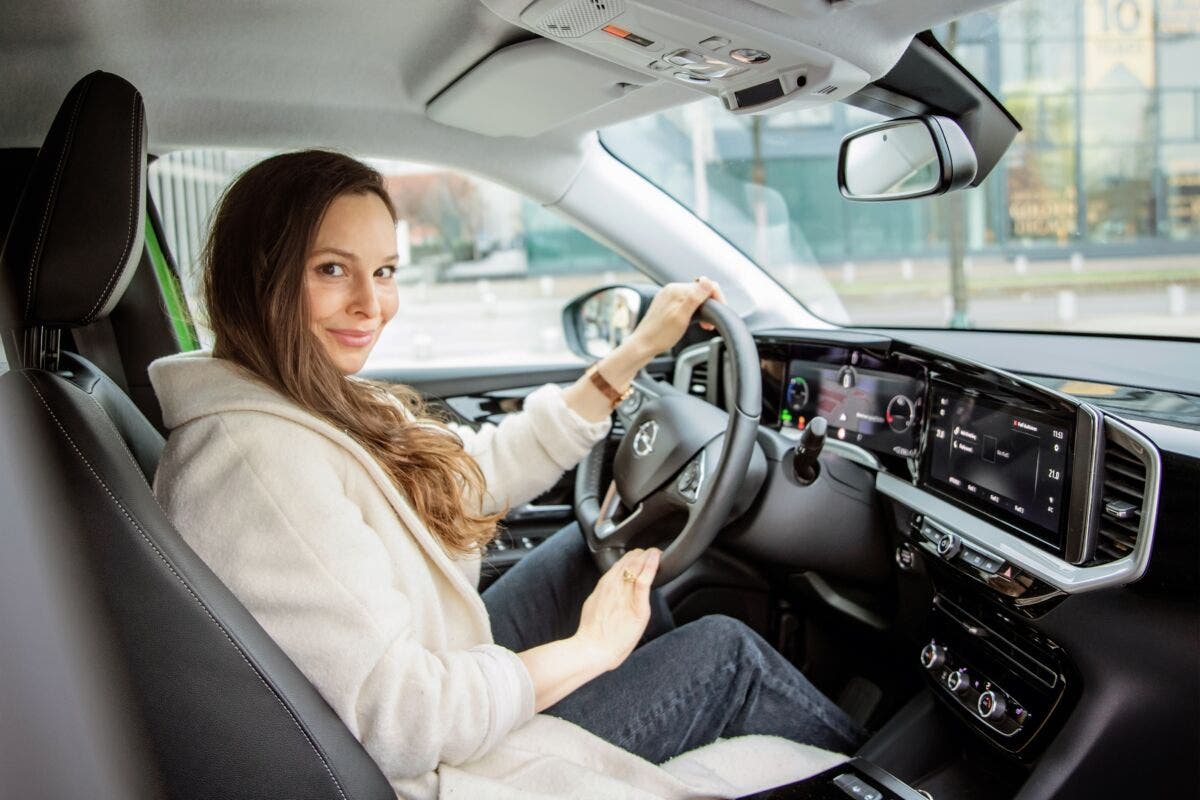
472,0,876,121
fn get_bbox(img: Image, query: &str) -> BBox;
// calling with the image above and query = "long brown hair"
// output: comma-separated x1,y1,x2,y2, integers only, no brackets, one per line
201,149,501,556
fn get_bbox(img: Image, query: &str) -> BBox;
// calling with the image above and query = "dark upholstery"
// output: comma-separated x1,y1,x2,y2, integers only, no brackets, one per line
0,72,396,798
0,71,146,330
0,369,395,799
58,350,164,483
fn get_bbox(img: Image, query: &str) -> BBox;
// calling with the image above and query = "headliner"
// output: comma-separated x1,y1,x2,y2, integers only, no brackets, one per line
0,0,1005,202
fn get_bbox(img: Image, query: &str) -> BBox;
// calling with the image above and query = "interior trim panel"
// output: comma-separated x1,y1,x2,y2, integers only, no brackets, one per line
876,422,1160,596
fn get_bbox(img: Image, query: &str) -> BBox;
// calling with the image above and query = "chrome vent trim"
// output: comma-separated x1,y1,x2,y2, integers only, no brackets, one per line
1094,428,1148,562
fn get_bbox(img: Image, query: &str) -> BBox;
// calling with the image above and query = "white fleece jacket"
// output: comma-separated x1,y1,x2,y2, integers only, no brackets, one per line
149,351,845,799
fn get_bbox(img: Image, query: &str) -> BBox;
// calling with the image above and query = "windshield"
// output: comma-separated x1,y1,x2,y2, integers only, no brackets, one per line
600,1,1199,338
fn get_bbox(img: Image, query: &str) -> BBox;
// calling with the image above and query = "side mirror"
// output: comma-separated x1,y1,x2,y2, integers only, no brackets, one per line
837,115,977,201
562,285,653,361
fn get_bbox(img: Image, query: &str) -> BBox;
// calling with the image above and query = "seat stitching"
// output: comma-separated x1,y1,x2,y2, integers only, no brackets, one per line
20,371,352,800
78,378,154,489
84,94,140,323
26,74,92,320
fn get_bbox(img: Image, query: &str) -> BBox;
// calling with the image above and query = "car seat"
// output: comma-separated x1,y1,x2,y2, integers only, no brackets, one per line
0,71,396,799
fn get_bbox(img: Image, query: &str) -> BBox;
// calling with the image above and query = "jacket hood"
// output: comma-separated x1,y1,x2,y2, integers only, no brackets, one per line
150,350,316,432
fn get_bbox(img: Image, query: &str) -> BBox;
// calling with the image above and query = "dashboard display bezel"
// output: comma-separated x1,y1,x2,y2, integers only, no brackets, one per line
759,337,927,462
915,372,1100,564
756,331,1103,565
920,381,1075,552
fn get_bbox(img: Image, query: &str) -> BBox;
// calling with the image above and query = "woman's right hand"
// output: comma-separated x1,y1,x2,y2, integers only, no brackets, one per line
573,548,661,672
518,548,661,711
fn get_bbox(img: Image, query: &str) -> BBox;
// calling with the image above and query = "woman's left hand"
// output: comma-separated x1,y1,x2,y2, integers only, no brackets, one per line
628,277,726,358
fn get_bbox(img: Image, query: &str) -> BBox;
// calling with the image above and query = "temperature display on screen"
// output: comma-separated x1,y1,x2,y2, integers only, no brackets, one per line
927,388,1071,545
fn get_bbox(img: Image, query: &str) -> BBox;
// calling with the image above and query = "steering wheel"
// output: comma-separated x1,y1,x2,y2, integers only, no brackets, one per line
575,299,762,586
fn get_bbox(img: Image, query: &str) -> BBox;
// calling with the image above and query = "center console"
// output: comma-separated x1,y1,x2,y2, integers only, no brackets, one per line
738,757,932,800
919,581,1073,754
753,331,1161,769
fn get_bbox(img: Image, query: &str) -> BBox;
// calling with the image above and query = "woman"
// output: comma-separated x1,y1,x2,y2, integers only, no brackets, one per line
150,151,862,799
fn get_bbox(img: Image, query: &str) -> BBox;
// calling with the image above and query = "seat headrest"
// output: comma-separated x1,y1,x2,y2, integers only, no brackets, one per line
0,71,147,330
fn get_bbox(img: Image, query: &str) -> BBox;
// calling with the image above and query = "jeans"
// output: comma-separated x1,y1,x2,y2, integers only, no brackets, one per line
482,524,865,764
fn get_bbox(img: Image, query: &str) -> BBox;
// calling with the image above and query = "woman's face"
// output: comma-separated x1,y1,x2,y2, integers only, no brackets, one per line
304,191,399,375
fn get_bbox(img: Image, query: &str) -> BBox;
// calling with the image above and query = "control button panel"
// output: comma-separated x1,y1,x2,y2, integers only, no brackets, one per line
833,772,884,800
919,638,1030,739
909,515,1010,581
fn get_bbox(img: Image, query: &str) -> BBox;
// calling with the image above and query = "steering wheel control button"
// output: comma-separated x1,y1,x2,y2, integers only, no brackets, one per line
832,773,882,800
978,690,1006,720
618,390,642,416
936,532,961,559
676,454,706,503
920,642,945,671
946,669,970,694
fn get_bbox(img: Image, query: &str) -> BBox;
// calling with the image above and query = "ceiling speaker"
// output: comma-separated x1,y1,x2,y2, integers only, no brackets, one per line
529,0,626,38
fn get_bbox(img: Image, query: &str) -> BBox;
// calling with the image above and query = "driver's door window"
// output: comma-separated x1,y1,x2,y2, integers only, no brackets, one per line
147,150,646,368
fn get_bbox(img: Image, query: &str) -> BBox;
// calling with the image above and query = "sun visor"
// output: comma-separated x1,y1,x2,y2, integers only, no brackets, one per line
427,38,653,137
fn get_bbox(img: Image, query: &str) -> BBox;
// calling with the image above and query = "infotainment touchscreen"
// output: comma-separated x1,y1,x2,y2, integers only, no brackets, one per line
926,388,1072,546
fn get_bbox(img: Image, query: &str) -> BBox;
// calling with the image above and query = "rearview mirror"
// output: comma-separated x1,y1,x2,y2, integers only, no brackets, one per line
562,285,651,360
837,115,977,201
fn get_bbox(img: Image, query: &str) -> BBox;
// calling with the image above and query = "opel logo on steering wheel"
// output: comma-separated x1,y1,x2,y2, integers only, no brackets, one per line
633,420,659,458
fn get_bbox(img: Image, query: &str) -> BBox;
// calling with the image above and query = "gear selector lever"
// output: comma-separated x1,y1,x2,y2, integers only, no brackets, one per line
792,416,826,485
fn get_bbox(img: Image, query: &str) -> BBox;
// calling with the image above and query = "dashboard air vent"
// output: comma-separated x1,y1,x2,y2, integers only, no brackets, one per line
1094,427,1149,562
687,360,709,398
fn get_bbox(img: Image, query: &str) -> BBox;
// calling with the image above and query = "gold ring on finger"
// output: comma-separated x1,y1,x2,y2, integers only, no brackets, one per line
622,568,637,583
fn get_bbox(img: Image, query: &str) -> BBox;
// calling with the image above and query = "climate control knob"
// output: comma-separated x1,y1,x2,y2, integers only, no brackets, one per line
978,690,1007,720
920,642,945,671
946,669,970,694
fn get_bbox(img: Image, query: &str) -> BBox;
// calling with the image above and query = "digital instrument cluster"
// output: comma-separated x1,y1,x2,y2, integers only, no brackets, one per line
770,347,925,459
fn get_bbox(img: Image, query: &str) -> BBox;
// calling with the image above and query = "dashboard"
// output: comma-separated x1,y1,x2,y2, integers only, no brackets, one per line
740,330,1175,759
757,332,1107,566
676,327,1196,788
